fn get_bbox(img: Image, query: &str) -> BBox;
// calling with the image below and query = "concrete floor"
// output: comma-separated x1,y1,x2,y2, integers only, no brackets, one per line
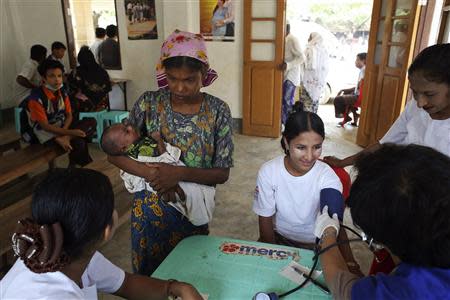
0,103,373,299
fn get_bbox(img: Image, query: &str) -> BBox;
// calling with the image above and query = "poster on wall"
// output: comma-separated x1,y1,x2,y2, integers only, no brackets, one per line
124,0,158,40
200,0,235,41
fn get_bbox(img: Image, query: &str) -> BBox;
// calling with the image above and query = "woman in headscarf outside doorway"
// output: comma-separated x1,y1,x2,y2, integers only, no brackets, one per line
300,32,330,113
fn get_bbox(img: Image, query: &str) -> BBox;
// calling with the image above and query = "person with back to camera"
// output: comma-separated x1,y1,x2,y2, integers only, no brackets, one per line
0,168,203,299
107,30,234,275
324,43,450,275
253,104,361,273
98,24,121,69
300,32,330,113
90,27,106,63
68,46,111,116
315,144,450,299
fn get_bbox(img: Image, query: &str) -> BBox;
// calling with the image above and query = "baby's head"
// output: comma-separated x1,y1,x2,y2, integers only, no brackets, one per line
101,123,140,156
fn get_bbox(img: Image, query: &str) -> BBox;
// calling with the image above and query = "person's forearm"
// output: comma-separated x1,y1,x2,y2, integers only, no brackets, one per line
176,166,229,185
341,142,381,167
258,216,276,244
108,155,149,178
114,273,170,300
115,273,201,300
63,113,73,130
16,76,36,89
38,121,73,136
338,228,358,265
319,228,349,284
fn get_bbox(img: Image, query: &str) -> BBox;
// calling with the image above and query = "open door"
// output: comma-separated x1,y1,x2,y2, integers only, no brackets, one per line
242,1,285,137
357,0,421,147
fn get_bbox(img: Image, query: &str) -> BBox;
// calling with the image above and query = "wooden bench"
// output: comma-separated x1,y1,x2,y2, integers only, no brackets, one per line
0,144,65,187
0,157,131,258
0,131,21,155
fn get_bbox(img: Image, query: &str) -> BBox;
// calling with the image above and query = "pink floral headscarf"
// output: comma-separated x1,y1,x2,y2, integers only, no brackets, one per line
156,30,218,89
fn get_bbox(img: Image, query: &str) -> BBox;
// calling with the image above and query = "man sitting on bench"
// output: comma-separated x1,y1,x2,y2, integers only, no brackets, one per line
20,59,95,167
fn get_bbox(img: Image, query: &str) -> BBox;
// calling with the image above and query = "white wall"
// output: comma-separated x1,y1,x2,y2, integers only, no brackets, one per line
1,0,244,119
194,1,243,119
108,0,164,110
0,0,70,109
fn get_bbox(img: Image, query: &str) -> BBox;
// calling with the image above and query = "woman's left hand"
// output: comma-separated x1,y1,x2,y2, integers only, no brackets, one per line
145,163,181,193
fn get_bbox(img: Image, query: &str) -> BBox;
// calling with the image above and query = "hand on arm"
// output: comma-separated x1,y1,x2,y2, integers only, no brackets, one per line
37,120,85,137
145,163,229,194
258,216,276,244
323,142,381,168
314,206,362,288
114,272,203,300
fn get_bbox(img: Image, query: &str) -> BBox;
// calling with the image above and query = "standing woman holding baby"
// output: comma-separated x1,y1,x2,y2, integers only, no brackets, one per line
107,30,234,275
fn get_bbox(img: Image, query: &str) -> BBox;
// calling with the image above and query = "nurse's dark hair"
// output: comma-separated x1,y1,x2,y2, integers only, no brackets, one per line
408,43,450,85
281,102,325,155
348,144,450,268
32,168,114,259
162,56,207,74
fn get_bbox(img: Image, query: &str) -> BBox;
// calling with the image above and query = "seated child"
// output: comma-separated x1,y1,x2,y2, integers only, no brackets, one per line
0,168,202,299
101,122,215,226
333,52,366,127
20,59,95,167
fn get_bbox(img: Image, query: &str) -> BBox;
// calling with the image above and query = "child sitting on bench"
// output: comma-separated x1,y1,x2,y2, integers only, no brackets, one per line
20,59,95,167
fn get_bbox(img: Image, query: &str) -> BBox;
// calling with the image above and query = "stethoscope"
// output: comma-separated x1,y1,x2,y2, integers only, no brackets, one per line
252,224,381,299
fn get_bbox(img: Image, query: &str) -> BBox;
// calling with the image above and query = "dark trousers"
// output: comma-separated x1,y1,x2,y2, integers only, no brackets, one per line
43,118,96,167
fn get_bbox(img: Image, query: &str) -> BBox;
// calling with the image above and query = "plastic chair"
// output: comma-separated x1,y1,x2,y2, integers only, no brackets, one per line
14,107,23,133
79,109,107,143
101,110,129,127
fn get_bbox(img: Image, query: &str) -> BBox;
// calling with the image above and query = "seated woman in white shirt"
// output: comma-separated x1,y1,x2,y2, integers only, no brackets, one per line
0,168,202,300
252,107,360,273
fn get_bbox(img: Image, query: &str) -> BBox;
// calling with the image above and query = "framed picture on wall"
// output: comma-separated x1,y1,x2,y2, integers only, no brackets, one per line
200,0,235,42
124,0,158,40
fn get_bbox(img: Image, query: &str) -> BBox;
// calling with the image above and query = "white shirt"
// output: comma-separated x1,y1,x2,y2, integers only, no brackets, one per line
355,65,365,95
380,99,450,156
253,156,342,243
121,143,216,226
284,34,305,86
14,59,41,105
0,251,125,300
90,39,104,63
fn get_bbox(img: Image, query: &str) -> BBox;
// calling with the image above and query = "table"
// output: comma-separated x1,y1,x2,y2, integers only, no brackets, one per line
110,78,130,110
153,235,331,299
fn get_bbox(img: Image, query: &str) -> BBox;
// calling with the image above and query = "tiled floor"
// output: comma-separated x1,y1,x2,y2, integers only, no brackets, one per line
97,104,373,299
1,104,374,299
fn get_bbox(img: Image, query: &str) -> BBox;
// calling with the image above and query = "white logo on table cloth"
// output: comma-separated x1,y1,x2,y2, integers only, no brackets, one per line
220,242,300,260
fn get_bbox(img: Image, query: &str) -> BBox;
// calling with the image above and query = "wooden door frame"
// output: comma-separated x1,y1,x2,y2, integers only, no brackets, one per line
242,0,286,137
437,0,450,42
60,0,77,69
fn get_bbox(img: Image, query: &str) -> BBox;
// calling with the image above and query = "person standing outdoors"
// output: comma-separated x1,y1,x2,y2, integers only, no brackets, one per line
281,23,304,126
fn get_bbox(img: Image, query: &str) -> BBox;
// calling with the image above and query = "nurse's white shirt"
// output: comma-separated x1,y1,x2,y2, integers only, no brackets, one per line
380,99,450,156
0,251,125,299
253,156,342,243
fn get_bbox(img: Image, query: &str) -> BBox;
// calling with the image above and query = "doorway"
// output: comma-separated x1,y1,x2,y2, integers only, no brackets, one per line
286,0,373,144
61,0,122,69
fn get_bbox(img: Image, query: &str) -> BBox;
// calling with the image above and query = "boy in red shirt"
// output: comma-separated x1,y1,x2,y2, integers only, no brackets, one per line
23,59,95,166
